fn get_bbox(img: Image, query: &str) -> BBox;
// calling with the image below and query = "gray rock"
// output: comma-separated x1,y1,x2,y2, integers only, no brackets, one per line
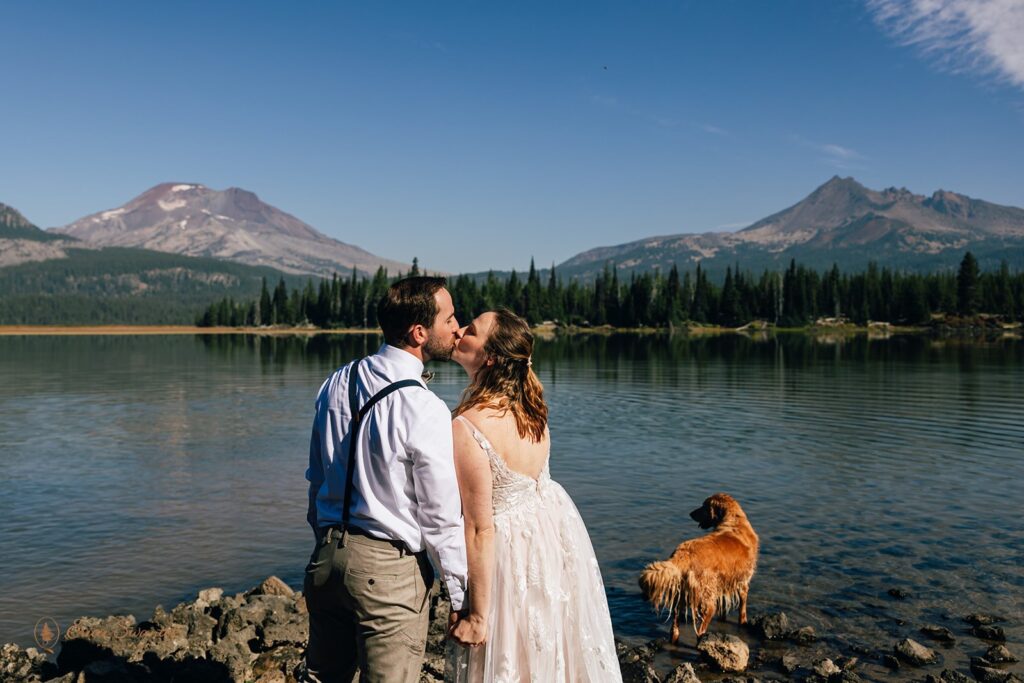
888,588,909,599
964,614,1003,627
780,650,801,673
753,612,791,640
920,624,956,643
247,575,295,598
986,644,1019,663
0,642,48,682
973,624,1007,641
924,670,973,683
834,655,858,671
258,615,308,649
208,636,256,681
971,658,1023,683
791,626,817,644
697,632,750,673
812,658,840,678
894,637,937,666
664,662,702,683
619,659,661,683
251,644,304,682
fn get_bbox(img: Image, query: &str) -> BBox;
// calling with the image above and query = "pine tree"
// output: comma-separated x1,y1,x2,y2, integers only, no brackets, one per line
957,251,980,316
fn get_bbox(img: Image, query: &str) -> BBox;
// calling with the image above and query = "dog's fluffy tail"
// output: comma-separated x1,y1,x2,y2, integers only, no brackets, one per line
638,560,684,614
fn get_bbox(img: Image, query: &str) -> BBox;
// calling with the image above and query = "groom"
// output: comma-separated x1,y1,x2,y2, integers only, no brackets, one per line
303,276,468,683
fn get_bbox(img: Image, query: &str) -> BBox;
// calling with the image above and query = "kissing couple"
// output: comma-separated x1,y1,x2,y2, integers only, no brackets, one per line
303,276,622,683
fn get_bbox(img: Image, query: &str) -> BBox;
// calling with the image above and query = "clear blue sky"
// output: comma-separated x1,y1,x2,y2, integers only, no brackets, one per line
2,1,1022,273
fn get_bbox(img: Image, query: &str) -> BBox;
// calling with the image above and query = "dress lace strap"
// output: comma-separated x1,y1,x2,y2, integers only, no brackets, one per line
455,415,494,453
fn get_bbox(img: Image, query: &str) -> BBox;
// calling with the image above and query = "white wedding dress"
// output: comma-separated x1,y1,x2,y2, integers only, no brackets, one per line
446,416,622,683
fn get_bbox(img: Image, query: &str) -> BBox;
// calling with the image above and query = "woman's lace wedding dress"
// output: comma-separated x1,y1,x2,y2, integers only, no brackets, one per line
446,416,622,682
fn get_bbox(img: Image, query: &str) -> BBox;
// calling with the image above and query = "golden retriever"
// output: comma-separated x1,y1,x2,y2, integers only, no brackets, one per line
638,493,759,643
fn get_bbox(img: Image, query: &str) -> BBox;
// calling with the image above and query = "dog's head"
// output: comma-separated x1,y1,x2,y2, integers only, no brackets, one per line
689,492,741,530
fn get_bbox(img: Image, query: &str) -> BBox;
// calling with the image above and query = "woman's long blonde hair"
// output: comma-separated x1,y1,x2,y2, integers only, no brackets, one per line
454,308,548,442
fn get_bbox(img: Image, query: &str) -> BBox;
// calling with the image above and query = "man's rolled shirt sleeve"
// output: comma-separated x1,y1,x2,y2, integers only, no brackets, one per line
409,397,468,611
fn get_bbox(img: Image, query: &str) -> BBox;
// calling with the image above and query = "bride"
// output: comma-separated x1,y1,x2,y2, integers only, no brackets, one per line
445,308,622,682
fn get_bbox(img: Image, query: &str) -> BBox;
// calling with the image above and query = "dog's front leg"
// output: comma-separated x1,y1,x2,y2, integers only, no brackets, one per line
696,604,716,636
738,585,749,625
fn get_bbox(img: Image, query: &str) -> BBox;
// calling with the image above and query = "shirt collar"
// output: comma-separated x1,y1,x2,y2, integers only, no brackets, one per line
376,343,425,379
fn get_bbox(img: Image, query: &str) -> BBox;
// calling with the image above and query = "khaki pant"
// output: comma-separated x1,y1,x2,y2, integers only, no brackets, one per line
303,529,434,683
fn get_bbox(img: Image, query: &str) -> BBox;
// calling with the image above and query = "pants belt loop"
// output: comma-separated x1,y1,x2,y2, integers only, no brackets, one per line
339,528,349,548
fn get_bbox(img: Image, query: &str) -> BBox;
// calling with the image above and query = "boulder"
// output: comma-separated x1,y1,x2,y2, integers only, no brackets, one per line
985,644,1019,663
791,626,817,644
664,662,702,683
894,637,937,666
971,658,1023,683
618,639,664,683
920,624,956,643
0,642,49,682
752,612,791,640
924,670,972,683
780,650,801,673
973,624,1007,641
697,632,749,673
812,658,841,678
248,576,295,599
251,644,304,682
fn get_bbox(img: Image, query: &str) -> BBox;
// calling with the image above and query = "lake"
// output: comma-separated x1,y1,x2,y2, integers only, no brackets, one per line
0,332,1021,678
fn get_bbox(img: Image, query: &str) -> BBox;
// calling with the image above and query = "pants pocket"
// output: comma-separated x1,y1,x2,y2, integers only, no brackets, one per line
304,539,337,589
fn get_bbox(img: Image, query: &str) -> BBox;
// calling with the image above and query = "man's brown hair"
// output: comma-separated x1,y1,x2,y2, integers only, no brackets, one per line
376,276,448,347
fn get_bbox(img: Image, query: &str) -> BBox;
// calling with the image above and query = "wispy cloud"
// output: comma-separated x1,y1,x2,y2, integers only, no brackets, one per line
588,94,727,136
867,0,1024,89
792,135,867,170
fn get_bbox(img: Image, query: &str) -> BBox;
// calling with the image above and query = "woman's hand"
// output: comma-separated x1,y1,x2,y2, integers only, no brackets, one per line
449,612,487,648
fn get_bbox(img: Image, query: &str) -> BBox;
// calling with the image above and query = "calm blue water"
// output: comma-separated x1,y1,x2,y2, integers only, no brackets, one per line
0,332,1021,679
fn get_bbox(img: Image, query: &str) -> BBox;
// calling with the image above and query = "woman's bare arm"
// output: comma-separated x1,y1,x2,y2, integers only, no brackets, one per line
450,417,495,647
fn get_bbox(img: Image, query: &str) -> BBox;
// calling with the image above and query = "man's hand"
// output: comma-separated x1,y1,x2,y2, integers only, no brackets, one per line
448,608,466,628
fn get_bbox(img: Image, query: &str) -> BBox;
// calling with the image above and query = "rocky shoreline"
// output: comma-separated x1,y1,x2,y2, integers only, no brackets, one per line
1,577,1019,683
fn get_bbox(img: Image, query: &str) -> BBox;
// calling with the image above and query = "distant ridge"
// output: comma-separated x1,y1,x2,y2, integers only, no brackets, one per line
53,183,411,278
557,177,1024,279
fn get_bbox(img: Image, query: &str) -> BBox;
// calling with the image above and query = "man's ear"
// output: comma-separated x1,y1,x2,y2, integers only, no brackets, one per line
408,324,428,347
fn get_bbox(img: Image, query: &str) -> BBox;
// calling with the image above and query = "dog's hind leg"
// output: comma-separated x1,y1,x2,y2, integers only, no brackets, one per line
670,604,682,645
738,585,749,625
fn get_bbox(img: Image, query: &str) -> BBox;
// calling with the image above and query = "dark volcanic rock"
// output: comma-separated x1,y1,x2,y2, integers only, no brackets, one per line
920,624,957,643
791,625,817,644
924,670,973,683
619,639,665,683
965,614,1004,627
894,637,937,666
881,654,900,669
0,643,50,682
973,624,1008,641
887,588,909,599
986,644,1019,663
779,650,801,673
971,657,1023,683
697,632,749,673
752,612,791,640
663,662,702,683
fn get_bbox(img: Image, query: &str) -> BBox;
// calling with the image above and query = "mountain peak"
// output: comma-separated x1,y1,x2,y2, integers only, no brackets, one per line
53,184,410,277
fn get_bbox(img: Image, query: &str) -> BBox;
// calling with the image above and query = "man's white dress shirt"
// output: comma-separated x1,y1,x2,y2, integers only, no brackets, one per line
307,344,468,610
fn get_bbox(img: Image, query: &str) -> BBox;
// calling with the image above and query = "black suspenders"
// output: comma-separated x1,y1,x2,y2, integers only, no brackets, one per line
340,357,423,532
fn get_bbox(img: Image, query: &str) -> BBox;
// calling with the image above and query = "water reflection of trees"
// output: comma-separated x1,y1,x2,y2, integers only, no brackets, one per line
192,331,1024,375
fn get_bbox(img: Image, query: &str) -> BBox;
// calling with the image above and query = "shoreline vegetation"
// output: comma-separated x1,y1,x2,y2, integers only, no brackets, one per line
1,576,1018,683
191,252,1024,338
1,314,1020,338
